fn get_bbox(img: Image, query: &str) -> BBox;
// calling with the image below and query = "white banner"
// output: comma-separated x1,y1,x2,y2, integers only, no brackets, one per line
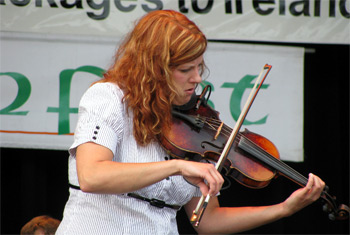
0,32,304,162
0,0,349,44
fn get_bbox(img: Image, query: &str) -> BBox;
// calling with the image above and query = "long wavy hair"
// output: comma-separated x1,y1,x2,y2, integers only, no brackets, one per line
101,10,207,146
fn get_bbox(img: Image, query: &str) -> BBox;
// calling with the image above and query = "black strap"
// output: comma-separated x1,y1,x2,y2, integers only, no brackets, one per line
127,193,181,210
68,183,81,190
68,184,181,210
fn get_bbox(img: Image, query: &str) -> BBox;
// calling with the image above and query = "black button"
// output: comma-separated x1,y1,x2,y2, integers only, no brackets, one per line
96,126,100,129
94,131,98,134
92,136,97,140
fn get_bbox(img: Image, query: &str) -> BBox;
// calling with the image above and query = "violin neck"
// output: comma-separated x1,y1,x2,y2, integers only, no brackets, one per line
238,133,350,221
237,135,308,187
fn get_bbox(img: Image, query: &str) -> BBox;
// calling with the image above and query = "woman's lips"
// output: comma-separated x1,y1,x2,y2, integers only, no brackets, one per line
185,88,194,95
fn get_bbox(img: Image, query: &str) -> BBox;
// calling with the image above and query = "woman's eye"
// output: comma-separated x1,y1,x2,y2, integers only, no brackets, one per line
180,68,191,73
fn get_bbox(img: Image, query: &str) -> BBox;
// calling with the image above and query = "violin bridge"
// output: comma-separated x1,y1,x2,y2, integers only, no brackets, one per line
214,121,224,140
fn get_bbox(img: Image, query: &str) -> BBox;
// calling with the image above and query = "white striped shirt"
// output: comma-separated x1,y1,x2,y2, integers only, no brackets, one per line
56,82,201,235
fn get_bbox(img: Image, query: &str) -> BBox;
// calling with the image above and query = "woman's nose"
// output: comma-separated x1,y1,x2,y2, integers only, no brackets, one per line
191,69,202,83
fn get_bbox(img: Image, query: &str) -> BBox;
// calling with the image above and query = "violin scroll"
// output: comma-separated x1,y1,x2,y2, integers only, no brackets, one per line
325,203,350,221
335,204,350,220
321,188,350,221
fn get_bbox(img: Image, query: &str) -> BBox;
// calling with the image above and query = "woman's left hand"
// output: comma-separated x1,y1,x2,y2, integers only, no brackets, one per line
281,173,325,217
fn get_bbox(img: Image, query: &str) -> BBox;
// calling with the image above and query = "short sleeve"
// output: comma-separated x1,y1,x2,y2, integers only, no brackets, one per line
69,82,125,156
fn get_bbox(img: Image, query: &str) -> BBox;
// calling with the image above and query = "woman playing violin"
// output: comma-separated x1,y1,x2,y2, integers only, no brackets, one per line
56,10,325,235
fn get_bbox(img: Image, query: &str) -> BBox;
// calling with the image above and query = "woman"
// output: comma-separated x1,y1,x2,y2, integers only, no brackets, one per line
56,10,325,234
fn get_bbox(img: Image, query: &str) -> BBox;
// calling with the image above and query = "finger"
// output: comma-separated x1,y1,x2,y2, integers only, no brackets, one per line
205,165,224,196
311,174,325,198
204,171,218,196
313,175,325,190
305,173,315,191
197,181,210,197
209,168,224,194
306,173,326,201
308,174,325,192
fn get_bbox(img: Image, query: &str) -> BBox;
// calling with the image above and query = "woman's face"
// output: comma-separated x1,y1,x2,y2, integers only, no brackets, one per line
172,55,203,106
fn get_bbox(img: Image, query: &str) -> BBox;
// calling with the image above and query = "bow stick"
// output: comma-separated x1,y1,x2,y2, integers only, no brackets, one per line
190,64,273,227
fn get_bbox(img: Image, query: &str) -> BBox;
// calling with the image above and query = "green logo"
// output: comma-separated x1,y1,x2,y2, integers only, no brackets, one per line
1,67,269,135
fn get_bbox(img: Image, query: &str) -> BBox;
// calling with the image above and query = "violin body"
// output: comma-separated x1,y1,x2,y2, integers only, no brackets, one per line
159,92,350,221
227,129,279,189
161,102,279,189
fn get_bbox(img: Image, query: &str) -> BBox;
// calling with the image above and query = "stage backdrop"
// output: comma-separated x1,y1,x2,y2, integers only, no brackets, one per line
0,32,304,161
0,0,349,44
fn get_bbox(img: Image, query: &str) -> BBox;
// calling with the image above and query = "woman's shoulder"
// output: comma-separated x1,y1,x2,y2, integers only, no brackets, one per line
79,82,125,110
87,82,124,98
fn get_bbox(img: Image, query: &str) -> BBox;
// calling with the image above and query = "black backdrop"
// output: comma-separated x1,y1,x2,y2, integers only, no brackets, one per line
1,43,349,234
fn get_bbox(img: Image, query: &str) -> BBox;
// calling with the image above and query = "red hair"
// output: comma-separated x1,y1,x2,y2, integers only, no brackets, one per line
102,10,207,145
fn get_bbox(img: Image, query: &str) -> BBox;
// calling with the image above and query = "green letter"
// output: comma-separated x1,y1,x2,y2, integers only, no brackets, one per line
221,74,269,125
47,65,105,135
0,72,31,115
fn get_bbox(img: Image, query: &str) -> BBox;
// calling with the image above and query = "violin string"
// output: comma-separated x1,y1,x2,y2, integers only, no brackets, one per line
188,115,335,211
205,117,307,182
194,115,308,186
238,135,308,186
199,116,243,141
240,137,308,185
203,117,220,131
201,117,233,137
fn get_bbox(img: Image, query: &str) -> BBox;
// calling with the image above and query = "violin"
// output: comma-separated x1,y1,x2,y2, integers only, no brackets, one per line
159,85,350,222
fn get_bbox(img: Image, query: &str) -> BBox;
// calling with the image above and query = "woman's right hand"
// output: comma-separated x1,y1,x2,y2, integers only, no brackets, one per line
174,160,224,197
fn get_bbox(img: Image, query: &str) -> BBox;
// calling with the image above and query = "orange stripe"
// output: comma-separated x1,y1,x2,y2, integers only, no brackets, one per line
0,130,74,135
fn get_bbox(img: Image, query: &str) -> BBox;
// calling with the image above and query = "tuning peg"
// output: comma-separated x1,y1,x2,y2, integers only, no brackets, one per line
328,213,336,221
323,204,329,212
324,185,329,192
